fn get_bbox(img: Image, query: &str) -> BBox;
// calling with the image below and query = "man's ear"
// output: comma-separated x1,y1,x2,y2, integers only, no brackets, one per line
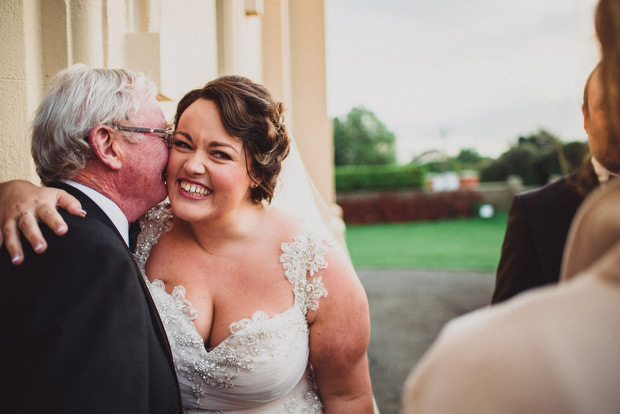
582,104,590,134
87,126,123,171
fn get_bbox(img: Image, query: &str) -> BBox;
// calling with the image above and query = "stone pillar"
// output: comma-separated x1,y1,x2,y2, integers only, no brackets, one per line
0,0,39,182
261,0,291,106
287,0,334,205
69,0,104,66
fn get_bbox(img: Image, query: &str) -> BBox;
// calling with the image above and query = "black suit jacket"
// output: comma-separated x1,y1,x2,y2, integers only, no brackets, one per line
0,183,181,413
491,162,599,304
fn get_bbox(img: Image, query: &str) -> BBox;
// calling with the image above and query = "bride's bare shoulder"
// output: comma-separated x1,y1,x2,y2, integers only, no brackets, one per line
262,205,306,239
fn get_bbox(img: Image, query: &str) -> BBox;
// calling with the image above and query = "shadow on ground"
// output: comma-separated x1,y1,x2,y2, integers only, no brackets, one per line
358,269,495,414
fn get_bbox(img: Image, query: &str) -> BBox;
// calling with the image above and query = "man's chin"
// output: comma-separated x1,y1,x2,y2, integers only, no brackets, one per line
600,157,620,174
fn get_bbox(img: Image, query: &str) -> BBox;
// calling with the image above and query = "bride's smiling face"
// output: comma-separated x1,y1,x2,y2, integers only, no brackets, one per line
166,99,254,223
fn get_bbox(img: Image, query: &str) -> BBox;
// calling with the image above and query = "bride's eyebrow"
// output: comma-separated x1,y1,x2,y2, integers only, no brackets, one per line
175,131,239,154
207,141,239,154
174,131,192,141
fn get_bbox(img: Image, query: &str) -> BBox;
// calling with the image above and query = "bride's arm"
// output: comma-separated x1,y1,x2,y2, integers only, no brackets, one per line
309,243,374,413
0,180,84,264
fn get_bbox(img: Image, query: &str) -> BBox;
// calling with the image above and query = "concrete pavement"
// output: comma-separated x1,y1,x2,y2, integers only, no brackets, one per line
358,269,495,414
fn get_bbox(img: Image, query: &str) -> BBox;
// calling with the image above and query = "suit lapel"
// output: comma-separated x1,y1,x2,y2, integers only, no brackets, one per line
49,182,125,245
567,158,600,199
48,182,179,381
128,247,178,371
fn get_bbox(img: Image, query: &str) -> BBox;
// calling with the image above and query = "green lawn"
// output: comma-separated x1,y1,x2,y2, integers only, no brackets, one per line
345,212,508,271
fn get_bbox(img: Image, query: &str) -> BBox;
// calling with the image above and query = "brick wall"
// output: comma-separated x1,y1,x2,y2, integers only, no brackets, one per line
336,189,487,224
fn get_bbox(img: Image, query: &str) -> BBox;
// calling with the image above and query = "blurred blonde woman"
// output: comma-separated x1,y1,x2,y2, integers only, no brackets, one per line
402,1,620,413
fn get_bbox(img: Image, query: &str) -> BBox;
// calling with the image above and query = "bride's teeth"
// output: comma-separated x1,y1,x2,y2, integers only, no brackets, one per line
181,181,210,196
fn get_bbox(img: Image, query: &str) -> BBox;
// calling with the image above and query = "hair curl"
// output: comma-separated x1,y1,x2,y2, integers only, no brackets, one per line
31,64,157,184
174,75,290,204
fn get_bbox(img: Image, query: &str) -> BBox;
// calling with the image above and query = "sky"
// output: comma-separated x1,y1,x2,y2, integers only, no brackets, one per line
324,0,601,163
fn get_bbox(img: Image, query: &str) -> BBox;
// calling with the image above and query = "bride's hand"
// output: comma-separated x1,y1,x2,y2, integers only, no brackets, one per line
0,180,85,265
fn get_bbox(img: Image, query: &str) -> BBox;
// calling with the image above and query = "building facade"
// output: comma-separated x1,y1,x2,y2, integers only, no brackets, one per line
0,0,335,206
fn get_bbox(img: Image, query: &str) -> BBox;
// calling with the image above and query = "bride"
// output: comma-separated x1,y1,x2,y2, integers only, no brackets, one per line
2,76,375,413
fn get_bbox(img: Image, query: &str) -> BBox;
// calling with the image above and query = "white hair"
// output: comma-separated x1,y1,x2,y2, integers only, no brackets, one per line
31,63,157,184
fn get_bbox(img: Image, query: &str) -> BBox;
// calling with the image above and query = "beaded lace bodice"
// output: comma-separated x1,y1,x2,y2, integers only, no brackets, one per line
134,203,328,413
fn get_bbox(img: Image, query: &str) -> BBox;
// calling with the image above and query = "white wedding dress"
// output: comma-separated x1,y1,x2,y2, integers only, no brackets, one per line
134,203,330,413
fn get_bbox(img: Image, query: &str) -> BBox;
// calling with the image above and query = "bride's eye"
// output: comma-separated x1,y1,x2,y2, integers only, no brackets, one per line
171,137,192,151
212,151,231,160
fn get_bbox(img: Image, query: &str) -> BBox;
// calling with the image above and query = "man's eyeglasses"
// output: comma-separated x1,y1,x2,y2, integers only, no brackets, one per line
111,124,174,144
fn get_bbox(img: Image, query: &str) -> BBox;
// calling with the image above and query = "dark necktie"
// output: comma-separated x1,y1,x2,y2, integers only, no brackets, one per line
128,221,141,253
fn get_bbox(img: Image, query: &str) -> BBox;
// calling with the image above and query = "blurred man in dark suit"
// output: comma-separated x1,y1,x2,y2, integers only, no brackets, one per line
491,64,620,304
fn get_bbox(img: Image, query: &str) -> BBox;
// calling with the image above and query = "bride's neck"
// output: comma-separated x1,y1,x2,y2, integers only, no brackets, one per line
176,204,266,252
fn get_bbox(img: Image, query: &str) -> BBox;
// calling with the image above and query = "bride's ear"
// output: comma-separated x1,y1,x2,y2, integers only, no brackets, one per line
87,126,123,171
249,175,263,189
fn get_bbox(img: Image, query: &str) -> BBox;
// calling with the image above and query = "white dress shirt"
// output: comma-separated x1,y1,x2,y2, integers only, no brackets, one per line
62,180,130,247
591,156,620,186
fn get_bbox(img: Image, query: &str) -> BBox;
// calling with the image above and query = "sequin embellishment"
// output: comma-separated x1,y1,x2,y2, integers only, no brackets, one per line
134,203,328,411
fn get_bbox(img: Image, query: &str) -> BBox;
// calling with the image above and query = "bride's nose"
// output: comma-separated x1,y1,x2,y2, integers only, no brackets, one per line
184,152,207,175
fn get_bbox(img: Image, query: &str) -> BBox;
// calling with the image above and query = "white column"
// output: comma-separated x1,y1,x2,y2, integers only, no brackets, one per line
261,0,292,107
287,0,334,205
70,0,104,66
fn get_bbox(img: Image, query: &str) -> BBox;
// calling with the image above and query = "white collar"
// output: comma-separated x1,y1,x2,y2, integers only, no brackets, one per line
62,180,130,247
591,157,620,186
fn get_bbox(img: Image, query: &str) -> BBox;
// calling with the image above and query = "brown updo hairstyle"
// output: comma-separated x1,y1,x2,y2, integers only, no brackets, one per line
174,76,290,204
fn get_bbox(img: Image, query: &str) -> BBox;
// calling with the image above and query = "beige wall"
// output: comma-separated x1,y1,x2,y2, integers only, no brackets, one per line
0,0,335,205
1,0,37,183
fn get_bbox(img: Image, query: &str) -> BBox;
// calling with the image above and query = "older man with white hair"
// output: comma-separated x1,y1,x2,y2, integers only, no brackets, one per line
0,64,181,413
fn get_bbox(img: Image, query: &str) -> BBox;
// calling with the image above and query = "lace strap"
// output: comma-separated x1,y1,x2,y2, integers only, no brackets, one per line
280,232,331,313
133,201,174,272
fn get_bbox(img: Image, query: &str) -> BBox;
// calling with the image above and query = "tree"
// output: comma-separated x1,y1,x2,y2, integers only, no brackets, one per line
480,129,589,185
453,148,492,172
333,106,397,166
455,148,485,165
562,141,590,172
